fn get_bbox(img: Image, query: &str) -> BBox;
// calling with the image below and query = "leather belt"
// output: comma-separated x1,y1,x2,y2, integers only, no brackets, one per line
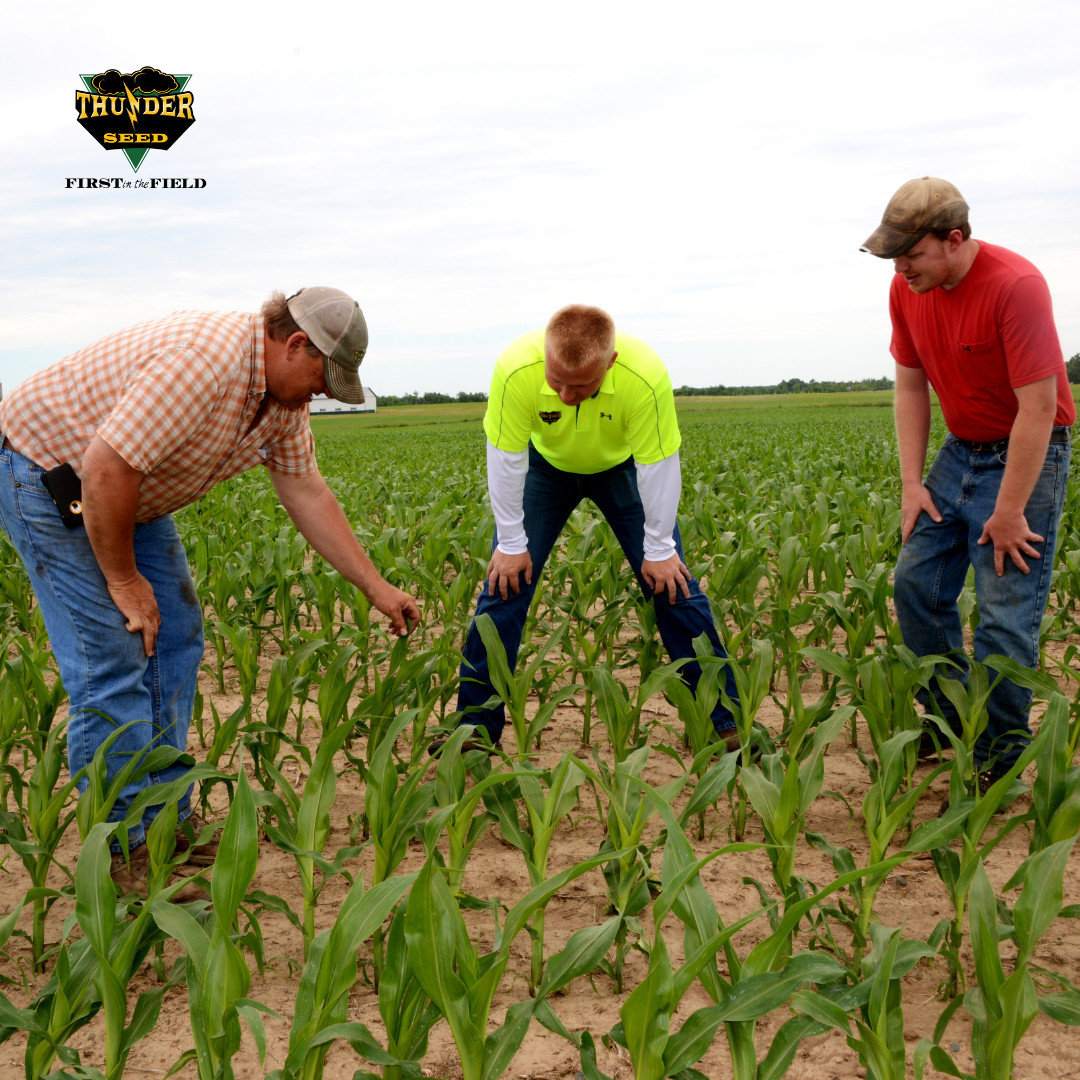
955,427,1071,454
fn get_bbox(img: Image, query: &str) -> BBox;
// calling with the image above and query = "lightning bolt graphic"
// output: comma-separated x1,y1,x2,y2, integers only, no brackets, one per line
124,85,140,125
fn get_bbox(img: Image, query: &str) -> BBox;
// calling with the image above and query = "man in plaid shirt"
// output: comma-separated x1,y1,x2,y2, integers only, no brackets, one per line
0,288,419,899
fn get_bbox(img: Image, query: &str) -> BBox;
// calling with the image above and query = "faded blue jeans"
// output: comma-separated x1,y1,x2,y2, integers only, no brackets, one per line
894,431,1071,772
0,443,201,850
457,446,739,741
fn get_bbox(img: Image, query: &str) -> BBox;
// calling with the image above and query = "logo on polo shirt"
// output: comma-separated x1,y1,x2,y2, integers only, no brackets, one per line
539,411,563,425
600,411,613,420
74,67,196,173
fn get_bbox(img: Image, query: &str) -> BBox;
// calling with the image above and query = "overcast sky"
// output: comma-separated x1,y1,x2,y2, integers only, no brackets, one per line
2,0,1079,398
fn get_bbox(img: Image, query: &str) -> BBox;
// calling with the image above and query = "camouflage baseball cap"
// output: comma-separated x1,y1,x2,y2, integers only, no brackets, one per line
861,177,969,259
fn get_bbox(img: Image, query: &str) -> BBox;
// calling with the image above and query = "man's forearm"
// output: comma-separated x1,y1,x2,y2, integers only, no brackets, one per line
272,471,388,598
81,435,142,584
894,379,932,488
994,380,1057,517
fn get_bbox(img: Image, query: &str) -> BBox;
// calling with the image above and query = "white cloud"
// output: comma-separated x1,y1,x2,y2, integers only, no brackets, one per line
3,0,1080,396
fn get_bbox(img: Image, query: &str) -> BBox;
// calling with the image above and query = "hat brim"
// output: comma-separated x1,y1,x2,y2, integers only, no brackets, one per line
324,359,366,405
861,223,927,259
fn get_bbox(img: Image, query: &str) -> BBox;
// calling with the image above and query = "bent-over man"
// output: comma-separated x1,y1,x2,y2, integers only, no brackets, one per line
442,304,740,752
0,288,420,897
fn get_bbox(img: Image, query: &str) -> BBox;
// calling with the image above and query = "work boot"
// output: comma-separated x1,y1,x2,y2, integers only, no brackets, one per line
174,811,221,867
427,730,501,756
716,726,760,759
110,845,207,903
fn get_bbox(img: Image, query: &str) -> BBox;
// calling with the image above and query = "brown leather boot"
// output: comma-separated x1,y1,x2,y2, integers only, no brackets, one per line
110,846,208,903
174,812,221,867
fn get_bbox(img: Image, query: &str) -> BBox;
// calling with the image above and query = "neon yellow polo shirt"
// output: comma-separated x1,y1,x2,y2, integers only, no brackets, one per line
483,329,681,473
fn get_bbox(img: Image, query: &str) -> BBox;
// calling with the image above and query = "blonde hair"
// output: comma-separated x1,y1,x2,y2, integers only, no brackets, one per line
545,304,616,371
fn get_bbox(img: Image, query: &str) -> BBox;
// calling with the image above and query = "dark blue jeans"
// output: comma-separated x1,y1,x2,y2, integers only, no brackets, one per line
894,432,1071,772
457,446,739,740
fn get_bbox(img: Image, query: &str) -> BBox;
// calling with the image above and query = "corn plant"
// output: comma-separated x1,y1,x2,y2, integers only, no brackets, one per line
792,925,937,1080
472,613,577,760
257,714,364,959
71,812,200,1080
363,709,433,983
263,873,416,1080
150,767,274,1080
480,752,587,993
0,718,82,970
588,659,690,765
739,704,851,956
402,846,631,1080
916,838,1078,1080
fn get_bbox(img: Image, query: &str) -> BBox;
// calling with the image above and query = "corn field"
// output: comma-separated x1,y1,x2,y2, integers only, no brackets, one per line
1,399,1080,1080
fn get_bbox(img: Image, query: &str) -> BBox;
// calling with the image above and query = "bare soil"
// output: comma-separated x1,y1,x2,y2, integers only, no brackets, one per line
4,635,1080,1080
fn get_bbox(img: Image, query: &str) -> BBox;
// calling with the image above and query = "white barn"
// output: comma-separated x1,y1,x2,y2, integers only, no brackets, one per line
309,389,377,415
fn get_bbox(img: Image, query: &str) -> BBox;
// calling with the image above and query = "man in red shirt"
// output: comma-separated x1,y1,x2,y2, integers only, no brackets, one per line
862,178,1074,787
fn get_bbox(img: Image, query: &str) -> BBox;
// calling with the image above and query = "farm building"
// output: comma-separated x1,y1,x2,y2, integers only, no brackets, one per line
309,389,377,415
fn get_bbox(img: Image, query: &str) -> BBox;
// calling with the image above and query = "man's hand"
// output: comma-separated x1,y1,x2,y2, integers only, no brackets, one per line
487,549,532,599
978,509,1043,576
105,572,161,656
642,555,692,605
372,583,421,637
900,483,943,545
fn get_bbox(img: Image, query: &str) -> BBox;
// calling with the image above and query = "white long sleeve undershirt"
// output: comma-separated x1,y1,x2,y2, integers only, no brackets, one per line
486,441,681,561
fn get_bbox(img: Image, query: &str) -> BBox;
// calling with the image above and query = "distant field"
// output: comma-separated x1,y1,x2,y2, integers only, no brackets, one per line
310,389,901,434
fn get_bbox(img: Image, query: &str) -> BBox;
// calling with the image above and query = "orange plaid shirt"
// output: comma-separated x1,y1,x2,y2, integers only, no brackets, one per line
0,310,317,522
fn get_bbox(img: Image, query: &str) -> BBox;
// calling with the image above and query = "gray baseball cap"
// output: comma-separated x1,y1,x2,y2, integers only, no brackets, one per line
286,287,368,404
861,177,969,259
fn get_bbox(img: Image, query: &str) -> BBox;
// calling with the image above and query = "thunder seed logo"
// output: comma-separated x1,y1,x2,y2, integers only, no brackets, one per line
539,411,563,425
75,67,195,173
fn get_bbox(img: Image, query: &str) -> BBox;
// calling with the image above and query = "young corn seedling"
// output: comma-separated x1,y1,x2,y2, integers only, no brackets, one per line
151,767,277,1080
927,717,1049,1000
482,751,587,994
363,708,433,983
598,796,867,1080
580,747,689,992
263,873,417,1080
424,726,524,901
258,714,364,959
72,812,201,1080
792,925,937,1080
918,839,1077,1080
402,845,632,1080
588,659,687,765
715,635,775,841
739,704,851,957
473,612,577,760
0,718,83,971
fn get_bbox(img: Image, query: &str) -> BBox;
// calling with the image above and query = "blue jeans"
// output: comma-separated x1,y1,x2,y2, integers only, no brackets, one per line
457,446,739,741
894,432,1070,772
0,444,201,850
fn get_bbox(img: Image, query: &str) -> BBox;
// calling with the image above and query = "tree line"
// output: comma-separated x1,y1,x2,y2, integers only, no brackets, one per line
375,356,1080,405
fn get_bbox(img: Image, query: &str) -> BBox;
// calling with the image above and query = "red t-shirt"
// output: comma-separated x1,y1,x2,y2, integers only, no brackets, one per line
889,240,1075,441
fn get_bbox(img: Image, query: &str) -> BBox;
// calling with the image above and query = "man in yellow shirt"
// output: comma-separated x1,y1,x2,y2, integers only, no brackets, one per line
447,303,740,751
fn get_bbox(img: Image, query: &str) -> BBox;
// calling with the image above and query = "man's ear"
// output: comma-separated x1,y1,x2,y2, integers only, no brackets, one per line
607,351,618,369
285,330,310,358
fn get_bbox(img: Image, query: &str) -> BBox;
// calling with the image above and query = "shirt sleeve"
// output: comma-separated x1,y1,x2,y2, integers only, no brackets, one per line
621,353,681,465
635,451,680,561
483,350,541,452
487,440,530,555
1000,273,1065,386
888,277,922,368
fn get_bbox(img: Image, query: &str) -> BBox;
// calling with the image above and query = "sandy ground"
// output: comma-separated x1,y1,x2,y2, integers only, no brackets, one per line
3,637,1080,1080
